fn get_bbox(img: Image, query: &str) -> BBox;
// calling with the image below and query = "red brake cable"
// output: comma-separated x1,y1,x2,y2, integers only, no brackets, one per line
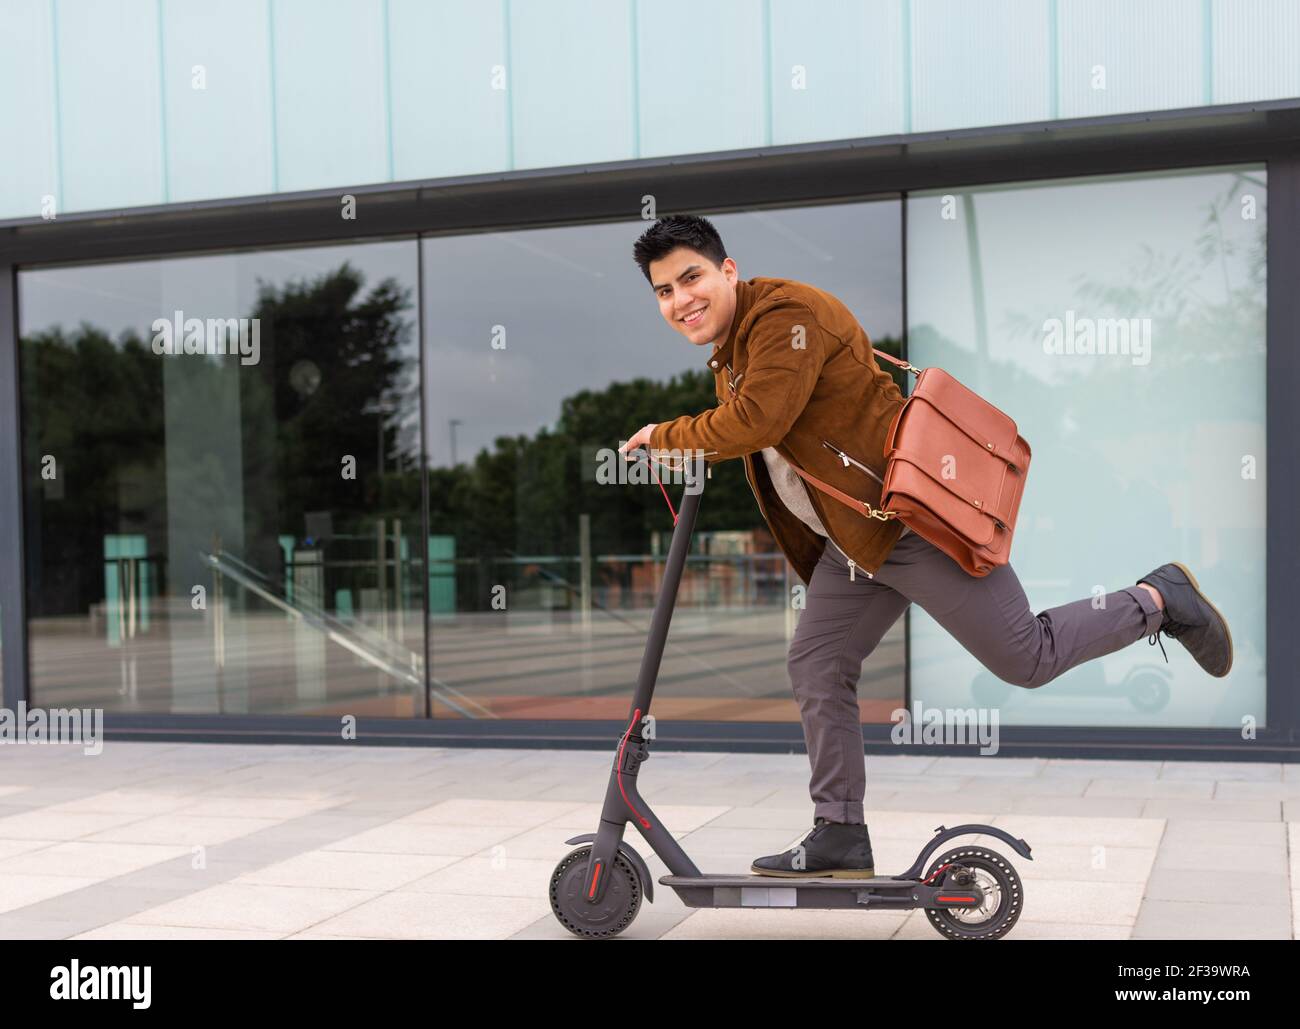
642,451,678,525
650,457,681,522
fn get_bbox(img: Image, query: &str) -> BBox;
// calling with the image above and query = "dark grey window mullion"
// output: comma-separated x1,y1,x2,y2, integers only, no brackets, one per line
418,238,432,721
899,194,910,721
1265,156,1300,740
0,263,28,710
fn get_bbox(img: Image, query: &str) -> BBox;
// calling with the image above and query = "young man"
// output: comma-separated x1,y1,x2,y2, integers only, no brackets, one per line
621,214,1233,880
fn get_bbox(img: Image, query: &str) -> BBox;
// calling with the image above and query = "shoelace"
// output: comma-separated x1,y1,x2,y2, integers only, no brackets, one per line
778,822,823,862
789,820,872,868
805,818,865,840
1147,616,1190,664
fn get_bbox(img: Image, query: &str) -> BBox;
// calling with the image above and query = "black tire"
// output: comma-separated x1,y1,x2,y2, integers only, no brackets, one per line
922,846,1023,940
550,846,643,939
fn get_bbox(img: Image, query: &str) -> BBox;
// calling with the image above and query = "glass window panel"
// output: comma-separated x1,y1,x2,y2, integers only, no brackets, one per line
20,239,424,716
906,166,1266,727
422,200,902,722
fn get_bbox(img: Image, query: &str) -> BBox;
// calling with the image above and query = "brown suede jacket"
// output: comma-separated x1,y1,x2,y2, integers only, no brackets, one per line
649,276,907,585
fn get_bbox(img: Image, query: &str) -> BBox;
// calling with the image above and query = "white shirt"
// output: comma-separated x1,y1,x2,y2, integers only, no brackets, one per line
759,447,910,539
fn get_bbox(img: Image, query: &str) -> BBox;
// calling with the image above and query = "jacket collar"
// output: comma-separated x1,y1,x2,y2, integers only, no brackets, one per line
705,277,758,372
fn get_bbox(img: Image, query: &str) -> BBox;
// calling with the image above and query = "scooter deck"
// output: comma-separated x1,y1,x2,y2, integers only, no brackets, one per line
660,873,938,910
660,873,915,888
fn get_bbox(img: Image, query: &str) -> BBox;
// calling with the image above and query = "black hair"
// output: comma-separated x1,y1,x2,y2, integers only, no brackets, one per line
632,214,728,285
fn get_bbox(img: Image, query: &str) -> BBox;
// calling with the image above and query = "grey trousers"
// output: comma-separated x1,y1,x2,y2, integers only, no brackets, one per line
787,531,1165,824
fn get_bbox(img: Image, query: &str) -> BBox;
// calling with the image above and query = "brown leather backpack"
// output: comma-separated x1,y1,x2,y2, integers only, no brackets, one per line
788,349,1031,577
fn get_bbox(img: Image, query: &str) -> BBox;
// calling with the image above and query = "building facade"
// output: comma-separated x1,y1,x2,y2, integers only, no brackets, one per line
1,0,1297,759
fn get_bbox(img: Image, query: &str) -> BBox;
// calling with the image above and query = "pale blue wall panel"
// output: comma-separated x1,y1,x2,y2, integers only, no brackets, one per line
1212,0,1300,103
0,0,59,219
637,0,768,158
389,0,509,179
56,0,165,212
271,0,389,193
1058,0,1203,117
3,0,1300,219
162,0,275,204
769,0,906,144
910,0,1052,132
510,0,634,168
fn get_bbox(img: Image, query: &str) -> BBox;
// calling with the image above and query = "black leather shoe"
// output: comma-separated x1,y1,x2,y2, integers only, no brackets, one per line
751,817,875,878
1137,561,1233,677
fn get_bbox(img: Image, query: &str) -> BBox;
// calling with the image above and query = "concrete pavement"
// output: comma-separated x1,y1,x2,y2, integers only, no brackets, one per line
0,742,1295,939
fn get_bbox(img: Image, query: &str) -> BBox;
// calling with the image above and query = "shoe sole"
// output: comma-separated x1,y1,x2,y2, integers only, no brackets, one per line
1168,560,1234,677
749,867,875,879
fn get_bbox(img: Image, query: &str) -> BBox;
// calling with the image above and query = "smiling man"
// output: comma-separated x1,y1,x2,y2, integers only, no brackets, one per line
621,214,1232,881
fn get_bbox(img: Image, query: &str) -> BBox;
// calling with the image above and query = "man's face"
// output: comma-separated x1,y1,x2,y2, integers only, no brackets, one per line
649,247,738,346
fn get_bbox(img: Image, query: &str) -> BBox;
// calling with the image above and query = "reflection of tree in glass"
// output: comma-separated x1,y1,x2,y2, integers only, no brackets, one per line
21,261,422,618
242,262,420,542
431,339,901,533
428,366,763,609
1001,173,1266,376
908,175,1266,588
22,323,165,617
428,334,902,609
235,261,421,585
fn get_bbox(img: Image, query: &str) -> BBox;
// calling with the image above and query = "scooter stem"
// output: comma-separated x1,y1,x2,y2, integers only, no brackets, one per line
626,454,706,724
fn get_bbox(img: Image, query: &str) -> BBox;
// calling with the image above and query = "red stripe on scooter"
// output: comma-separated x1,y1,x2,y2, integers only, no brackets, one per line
937,895,977,903
588,861,602,898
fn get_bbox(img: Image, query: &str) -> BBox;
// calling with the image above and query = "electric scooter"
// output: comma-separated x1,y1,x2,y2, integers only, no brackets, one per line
549,451,1033,940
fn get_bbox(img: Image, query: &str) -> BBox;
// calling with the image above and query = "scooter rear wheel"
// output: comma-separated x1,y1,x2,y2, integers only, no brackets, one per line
922,846,1023,940
550,845,643,939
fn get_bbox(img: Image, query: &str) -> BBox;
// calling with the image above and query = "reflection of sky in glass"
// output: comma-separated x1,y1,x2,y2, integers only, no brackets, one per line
421,200,901,467
20,239,419,343
19,239,423,461
909,167,1266,384
907,165,1266,729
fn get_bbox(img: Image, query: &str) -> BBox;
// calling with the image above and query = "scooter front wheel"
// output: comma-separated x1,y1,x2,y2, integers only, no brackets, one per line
922,846,1023,940
550,846,643,938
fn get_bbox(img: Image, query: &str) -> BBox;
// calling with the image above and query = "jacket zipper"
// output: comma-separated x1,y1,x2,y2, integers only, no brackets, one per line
722,361,873,579
822,439,913,539
820,441,886,575
724,365,873,580
822,439,884,485
826,535,871,580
